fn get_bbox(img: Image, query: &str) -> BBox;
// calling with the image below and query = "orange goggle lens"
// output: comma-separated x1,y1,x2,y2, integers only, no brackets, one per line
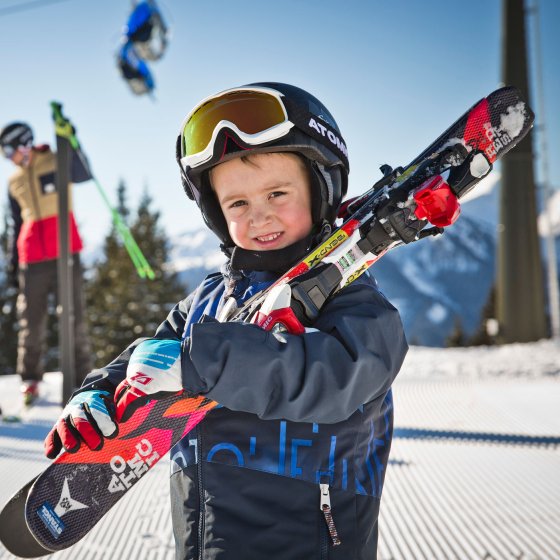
182,90,287,157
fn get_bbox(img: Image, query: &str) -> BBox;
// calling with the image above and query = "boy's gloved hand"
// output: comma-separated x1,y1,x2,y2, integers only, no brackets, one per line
251,283,306,335
44,390,118,459
115,339,184,423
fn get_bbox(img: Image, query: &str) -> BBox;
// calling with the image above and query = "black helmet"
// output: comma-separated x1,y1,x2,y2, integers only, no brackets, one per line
176,82,349,247
0,122,33,158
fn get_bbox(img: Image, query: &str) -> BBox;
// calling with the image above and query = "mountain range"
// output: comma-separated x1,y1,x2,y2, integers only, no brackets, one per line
168,179,506,346
4,177,553,348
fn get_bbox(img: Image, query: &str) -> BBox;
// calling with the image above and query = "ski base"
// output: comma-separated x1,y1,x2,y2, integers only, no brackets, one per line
0,476,50,558
23,394,214,552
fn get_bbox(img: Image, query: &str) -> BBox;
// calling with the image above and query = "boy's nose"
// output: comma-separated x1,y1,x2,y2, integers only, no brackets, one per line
249,205,272,227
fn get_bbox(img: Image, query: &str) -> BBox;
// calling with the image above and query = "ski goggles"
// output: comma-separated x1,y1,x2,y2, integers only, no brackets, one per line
1,144,31,159
178,87,295,171
1,144,15,158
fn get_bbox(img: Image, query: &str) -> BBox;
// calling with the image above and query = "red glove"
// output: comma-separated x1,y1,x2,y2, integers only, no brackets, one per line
44,390,118,459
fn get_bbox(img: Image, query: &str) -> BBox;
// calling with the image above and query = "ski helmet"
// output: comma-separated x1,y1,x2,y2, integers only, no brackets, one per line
176,82,349,247
0,122,33,158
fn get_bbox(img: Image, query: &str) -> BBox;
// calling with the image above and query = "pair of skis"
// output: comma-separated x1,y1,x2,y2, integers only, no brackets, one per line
0,86,534,558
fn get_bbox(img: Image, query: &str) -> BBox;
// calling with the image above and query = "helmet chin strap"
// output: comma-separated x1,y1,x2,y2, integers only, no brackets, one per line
227,235,312,273
226,221,332,273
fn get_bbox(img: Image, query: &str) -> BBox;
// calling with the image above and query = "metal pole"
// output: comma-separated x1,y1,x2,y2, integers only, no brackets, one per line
55,132,76,404
497,0,548,342
530,0,559,338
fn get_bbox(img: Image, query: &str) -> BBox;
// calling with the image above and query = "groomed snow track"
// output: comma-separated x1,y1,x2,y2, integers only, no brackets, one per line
1,343,559,559
379,375,560,560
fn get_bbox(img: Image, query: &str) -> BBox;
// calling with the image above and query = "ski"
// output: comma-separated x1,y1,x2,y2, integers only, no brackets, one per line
229,85,533,327
0,85,533,557
0,477,50,558
25,395,212,555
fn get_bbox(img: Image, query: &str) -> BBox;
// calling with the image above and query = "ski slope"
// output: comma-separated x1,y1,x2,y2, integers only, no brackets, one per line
1,341,559,559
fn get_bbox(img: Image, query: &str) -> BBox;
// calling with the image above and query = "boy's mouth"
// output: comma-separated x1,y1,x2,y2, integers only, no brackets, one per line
256,232,281,242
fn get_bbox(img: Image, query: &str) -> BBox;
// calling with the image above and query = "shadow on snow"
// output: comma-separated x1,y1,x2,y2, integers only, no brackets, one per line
394,427,560,447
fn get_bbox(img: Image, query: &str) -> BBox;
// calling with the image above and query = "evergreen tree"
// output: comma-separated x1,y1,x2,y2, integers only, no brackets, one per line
0,206,18,374
116,178,130,223
446,316,466,347
468,285,497,346
86,183,187,368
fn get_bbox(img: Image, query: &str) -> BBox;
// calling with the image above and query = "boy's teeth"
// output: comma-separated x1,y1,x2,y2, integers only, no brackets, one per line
257,233,280,242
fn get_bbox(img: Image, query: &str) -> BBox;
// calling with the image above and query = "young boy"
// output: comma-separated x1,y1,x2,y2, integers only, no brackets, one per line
45,83,408,559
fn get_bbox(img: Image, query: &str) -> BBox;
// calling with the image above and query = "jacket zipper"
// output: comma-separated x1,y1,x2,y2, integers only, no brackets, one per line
197,431,205,560
320,483,341,548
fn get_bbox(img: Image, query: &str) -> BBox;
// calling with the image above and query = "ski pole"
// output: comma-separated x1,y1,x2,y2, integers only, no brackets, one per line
87,174,155,280
51,102,154,280
50,102,155,280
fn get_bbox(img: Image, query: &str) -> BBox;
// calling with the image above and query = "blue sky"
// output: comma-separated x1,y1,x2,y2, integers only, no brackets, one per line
1,0,558,253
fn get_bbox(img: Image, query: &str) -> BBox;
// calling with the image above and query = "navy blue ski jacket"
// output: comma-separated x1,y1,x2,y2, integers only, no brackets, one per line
83,266,408,559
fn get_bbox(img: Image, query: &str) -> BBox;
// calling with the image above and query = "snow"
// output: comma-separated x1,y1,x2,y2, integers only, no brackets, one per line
499,102,527,139
426,302,448,324
402,338,560,379
174,230,213,250
538,188,560,237
1,341,559,559
168,252,225,272
400,259,459,311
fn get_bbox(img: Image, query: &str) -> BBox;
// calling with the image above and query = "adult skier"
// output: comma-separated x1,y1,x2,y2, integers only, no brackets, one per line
0,122,92,404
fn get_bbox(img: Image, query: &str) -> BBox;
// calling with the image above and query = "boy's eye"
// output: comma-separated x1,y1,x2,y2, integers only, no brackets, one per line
229,200,247,208
269,191,286,199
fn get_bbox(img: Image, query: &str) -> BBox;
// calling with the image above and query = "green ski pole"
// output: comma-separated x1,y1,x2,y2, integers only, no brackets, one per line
50,102,155,280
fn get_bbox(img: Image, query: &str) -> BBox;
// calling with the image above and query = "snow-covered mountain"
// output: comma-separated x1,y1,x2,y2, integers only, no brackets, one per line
373,212,496,346
168,229,226,291
165,191,499,347
0,185,555,346
83,179,558,347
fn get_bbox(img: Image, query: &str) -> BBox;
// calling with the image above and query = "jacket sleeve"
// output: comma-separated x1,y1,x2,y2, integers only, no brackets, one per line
8,193,22,272
181,275,408,424
78,294,194,394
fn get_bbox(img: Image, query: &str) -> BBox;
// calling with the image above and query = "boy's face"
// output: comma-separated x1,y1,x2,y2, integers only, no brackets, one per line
211,153,313,251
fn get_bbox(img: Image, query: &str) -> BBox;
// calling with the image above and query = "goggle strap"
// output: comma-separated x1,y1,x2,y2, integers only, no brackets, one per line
176,134,197,200
282,98,349,172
